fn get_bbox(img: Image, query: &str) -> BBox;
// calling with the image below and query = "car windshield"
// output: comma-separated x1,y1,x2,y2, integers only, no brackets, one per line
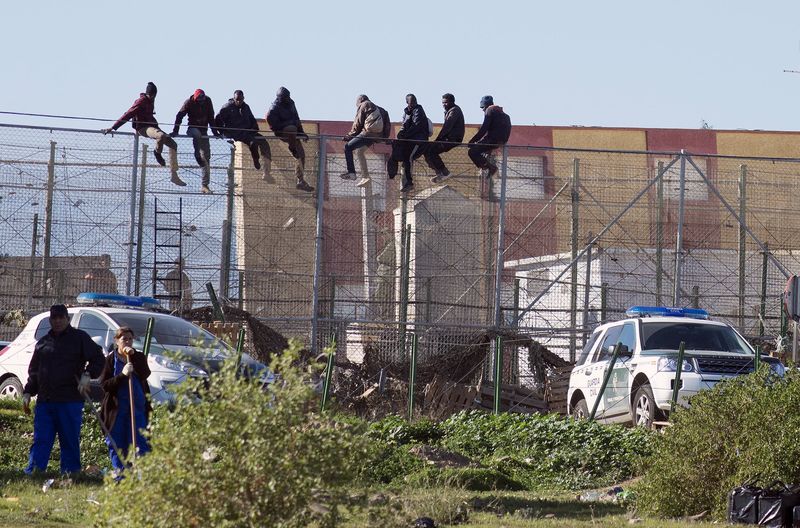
641,321,752,354
109,312,229,350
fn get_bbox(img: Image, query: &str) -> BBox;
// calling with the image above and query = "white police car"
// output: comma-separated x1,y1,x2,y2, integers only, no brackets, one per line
0,293,272,403
567,306,784,428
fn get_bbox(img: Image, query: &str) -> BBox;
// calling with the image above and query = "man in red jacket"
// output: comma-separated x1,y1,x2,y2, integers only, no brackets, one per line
171,89,219,194
102,82,185,187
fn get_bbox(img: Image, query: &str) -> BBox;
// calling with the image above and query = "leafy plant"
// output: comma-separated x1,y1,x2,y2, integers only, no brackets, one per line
93,340,371,528
636,368,800,520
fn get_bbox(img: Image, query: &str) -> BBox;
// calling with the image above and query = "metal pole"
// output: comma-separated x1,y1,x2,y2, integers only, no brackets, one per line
408,332,418,421
492,145,510,329
493,335,503,414
569,158,580,362
125,134,140,295
589,342,621,421
738,164,747,330
673,151,687,306
221,148,235,298
691,285,700,309
655,161,664,305
669,341,686,414
234,326,245,372
399,224,411,346
794,321,798,364
134,144,147,295
26,214,39,311
512,278,520,329
238,271,244,311
42,141,56,302
151,198,158,298
754,345,761,372
309,136,327,354
320,334,336,412
142,317,154,358
600,282,608,324
760,244,769,336
206,282,224,322
581,232,593,346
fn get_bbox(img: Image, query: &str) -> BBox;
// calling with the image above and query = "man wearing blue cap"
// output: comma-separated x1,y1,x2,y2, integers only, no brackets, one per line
467,95,512,178
22,304,105,474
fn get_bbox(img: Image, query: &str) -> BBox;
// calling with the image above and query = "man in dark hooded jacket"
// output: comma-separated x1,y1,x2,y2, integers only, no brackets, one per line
425,93,465,183
467,95,512,178
171,89,219,194
215,90,274,183
266,87,314,192
102,82,185,187
388,94,429,193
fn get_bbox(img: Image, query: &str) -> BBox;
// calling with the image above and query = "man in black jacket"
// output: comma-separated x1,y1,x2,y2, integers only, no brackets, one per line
467,95,512,178
266,87,314,192
215,90,274,183
22,304,104,474
171,89,219,194
388,94,429,193
425,93,465,184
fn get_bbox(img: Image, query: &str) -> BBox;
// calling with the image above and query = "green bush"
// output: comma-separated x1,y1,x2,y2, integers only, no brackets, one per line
405,466,524,491
358,441,425,485
636,368,800,520
439,410,653,489
367,415,442,445
93,341,371,528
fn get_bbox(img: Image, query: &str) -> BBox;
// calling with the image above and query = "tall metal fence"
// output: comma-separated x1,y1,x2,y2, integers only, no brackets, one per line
1,121,798,415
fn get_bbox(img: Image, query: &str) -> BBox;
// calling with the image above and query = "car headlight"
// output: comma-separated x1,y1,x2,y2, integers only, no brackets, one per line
151,354,208,377
657,357,694,373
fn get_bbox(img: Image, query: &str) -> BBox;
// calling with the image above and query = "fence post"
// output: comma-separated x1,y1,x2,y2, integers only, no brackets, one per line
41,141,56,302
238,271,244,311
26,214,39,311
124,134,140,295
570,158,580,362
493,335,503,414
656,161,664,306
673,151,687,306
320,333,336,412
670,341,686,414
581,232,594,346
493,145,510,329
134,143,147,295
408,332,418,421
759,244,769,336
220,147,235,298
310,136,327,354
691,285,700,309
600,282,609,324
206,282,224,322
399,224,411,346
738,164,747,330
589,342,622,421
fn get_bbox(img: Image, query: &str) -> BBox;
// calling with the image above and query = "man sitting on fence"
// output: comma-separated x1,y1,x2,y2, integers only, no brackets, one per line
467,95,512,178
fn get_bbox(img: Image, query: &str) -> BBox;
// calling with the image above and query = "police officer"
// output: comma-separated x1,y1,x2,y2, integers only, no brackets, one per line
22,304,105,474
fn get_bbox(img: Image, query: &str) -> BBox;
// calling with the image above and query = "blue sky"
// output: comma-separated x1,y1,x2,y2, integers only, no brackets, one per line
3,1,800,132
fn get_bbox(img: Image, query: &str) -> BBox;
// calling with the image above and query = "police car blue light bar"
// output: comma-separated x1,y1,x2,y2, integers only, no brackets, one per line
625,306,709,319
77,292,161,309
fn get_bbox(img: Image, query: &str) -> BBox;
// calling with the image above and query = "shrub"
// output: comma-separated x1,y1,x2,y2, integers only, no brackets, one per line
93,341,371,528
358,441,425,485
636,368,800,520
367,415,442,446
405,466,524,491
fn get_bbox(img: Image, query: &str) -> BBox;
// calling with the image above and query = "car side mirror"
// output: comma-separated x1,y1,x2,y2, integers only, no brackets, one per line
615,344,632,357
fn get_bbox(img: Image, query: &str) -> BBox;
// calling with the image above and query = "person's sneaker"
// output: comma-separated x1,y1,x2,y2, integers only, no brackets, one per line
486,163,498,178
430,169,452,184
356,176,371,187
200,184,212,194
153,151,166,167
170,172,187,187
296,180,314,192
400,182,414,194
339,172,357,181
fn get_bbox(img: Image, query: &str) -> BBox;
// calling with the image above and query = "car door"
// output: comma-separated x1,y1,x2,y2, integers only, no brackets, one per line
75,311,114,353
602,321,637,422
586,325,622,422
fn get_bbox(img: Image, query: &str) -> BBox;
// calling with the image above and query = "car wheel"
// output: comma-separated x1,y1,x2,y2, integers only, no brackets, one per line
633,384,660,428
572,398,589,420
0,377,23,399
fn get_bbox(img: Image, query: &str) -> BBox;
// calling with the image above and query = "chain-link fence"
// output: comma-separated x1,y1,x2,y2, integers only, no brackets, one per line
1,121,797,418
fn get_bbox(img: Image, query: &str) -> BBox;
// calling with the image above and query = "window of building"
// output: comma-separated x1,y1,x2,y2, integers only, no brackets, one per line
491,156,545,200
656,157,708,201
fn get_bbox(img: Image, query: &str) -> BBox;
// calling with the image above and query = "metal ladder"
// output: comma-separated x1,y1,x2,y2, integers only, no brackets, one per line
151,197,184,310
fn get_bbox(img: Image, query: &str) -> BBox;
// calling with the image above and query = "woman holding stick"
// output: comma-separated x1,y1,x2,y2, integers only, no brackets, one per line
100,327,152,475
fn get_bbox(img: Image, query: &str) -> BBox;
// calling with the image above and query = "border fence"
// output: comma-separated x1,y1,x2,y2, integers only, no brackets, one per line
1,121,797,417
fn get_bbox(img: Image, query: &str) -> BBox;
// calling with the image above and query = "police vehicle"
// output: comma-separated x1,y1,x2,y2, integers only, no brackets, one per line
0,293,272,402
567,306,784,428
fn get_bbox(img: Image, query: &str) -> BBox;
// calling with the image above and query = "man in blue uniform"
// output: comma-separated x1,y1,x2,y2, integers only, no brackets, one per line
22,304,105,474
